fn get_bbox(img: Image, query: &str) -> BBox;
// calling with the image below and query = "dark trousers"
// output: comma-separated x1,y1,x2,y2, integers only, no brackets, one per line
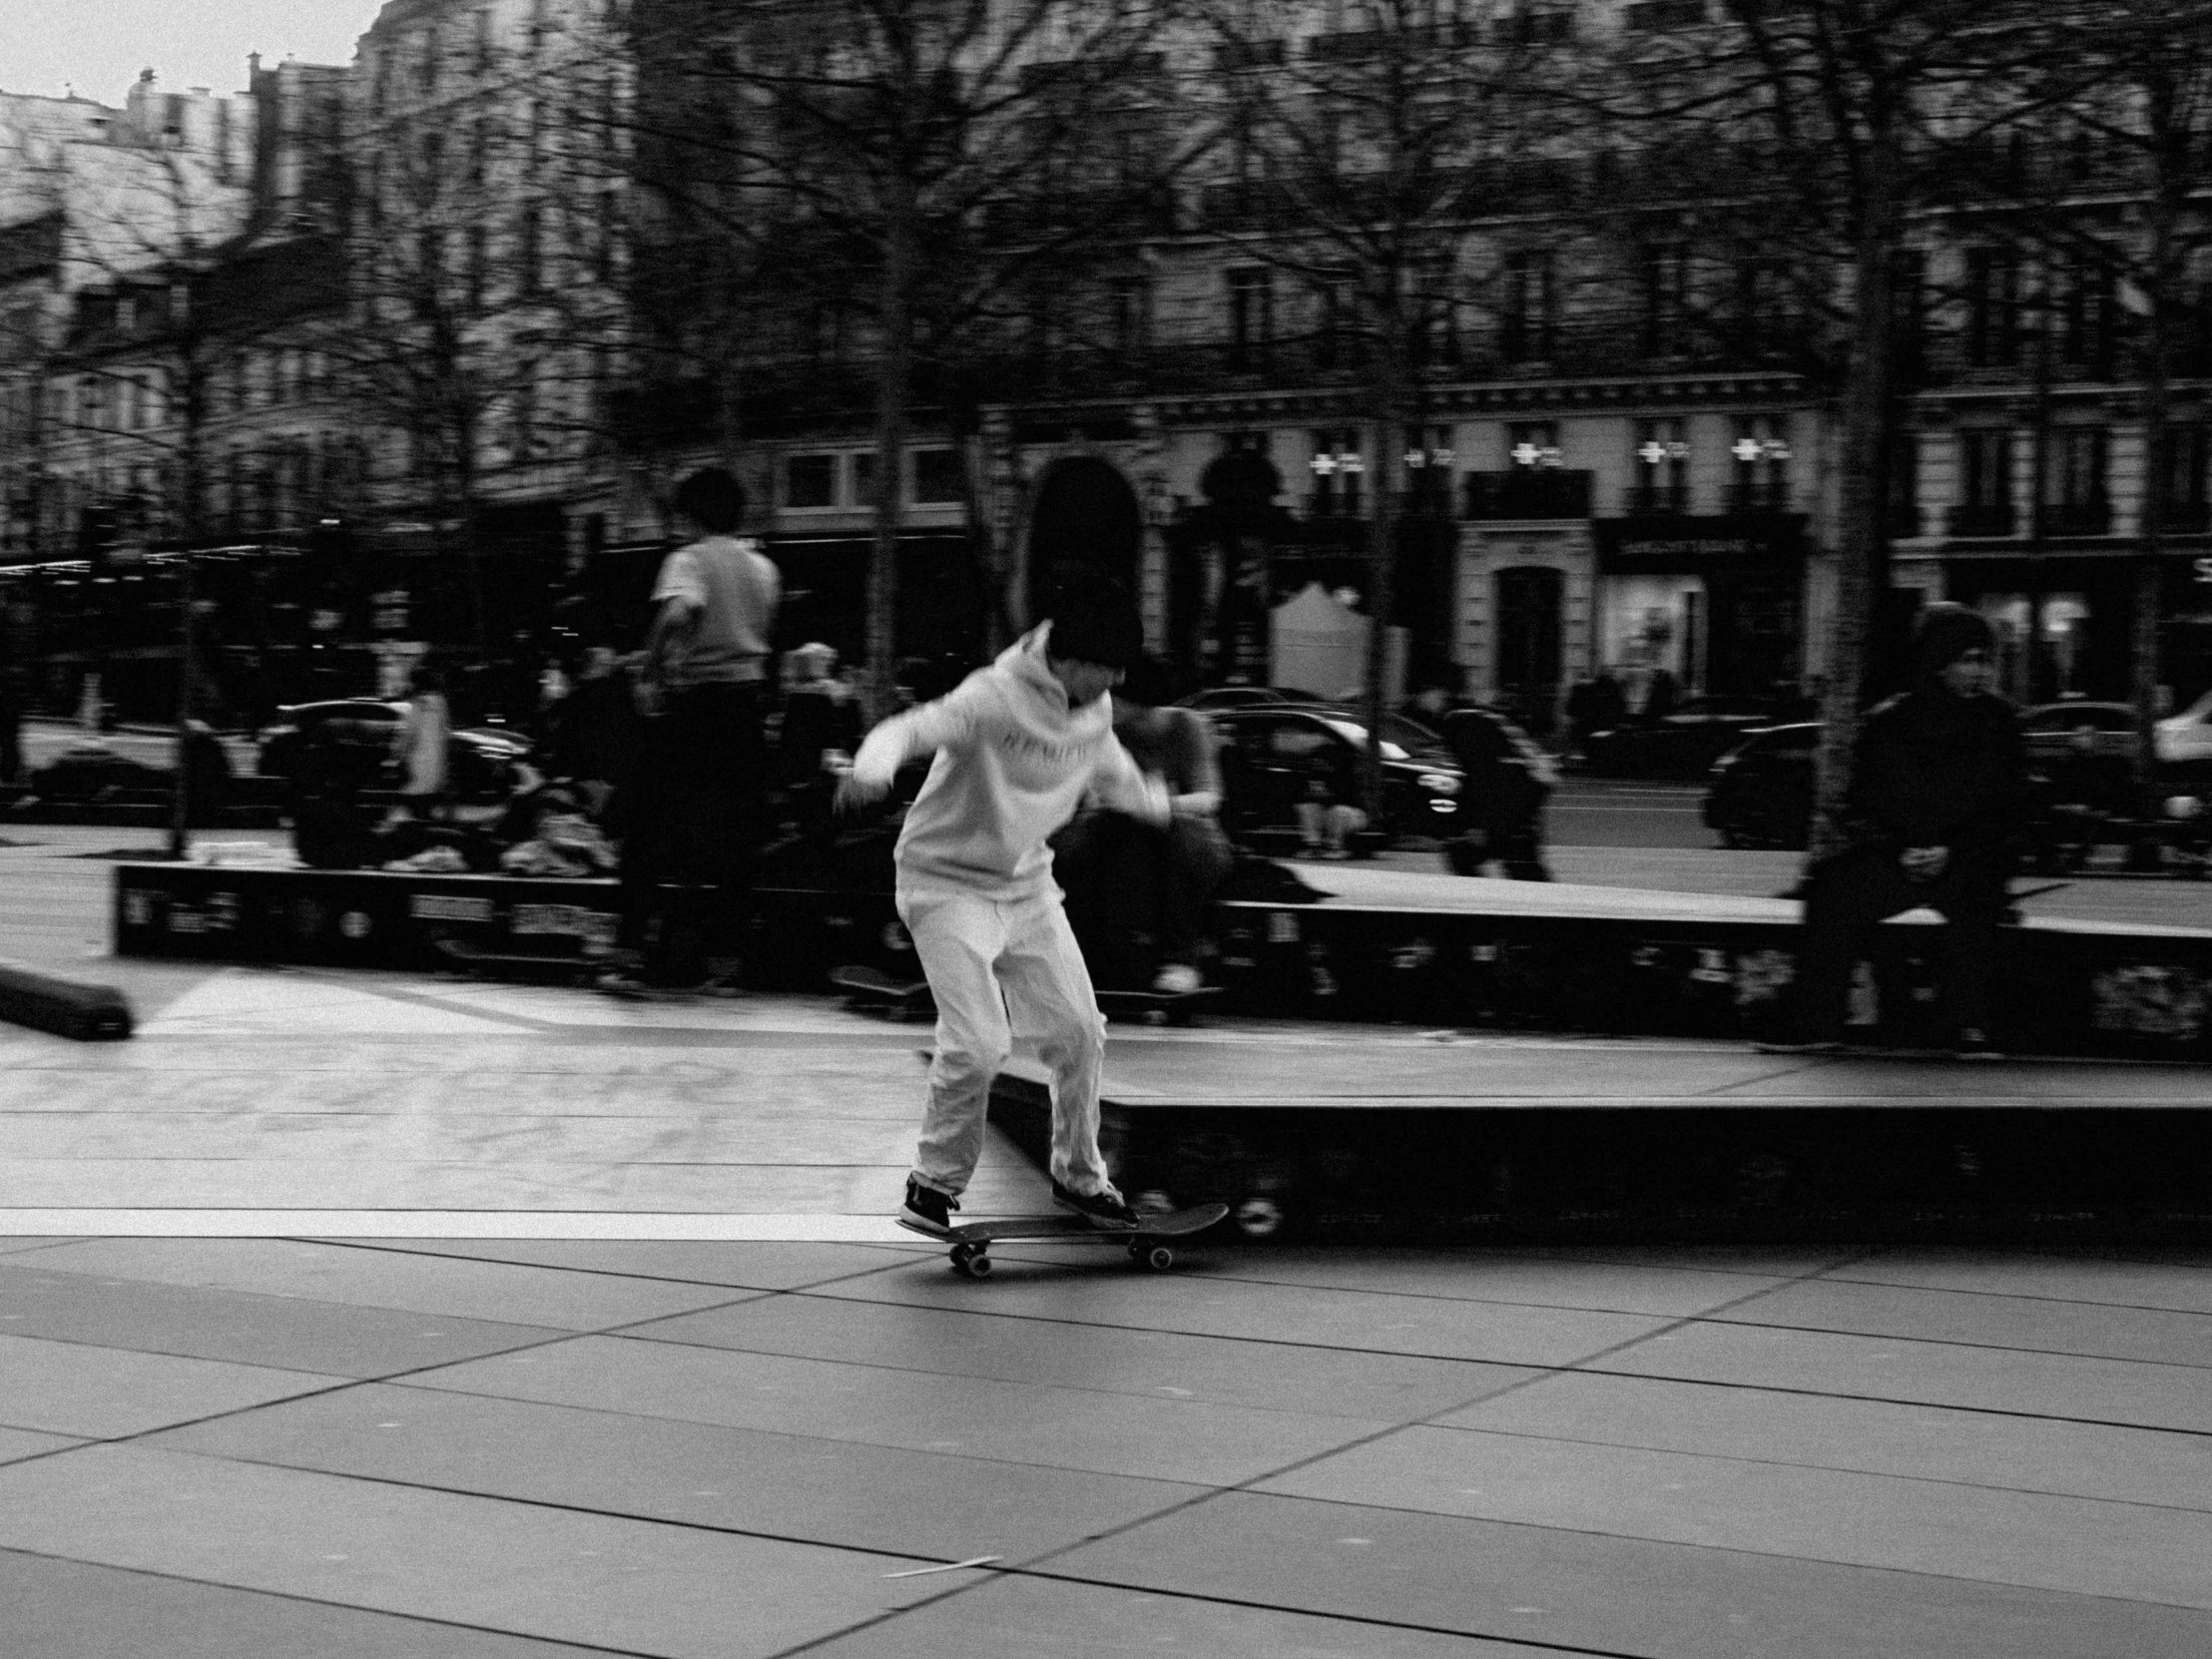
617,683,768,971
1055,810,1235,983
1787,845,2008,1042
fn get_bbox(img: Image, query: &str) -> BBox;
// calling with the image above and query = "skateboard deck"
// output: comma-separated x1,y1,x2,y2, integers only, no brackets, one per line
1094,985,1224,1026
830,963,933,1017
899,1201,1230,1277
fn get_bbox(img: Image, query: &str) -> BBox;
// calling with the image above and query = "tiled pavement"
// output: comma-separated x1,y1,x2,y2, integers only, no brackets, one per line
0,848,2207,1654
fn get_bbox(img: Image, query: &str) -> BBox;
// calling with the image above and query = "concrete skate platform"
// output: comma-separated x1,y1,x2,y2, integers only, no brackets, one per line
987,1028,2212,1245
108,855,2212,1060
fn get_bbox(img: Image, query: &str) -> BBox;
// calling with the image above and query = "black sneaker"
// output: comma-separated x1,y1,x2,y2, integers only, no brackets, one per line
900,1177,960,1236
1051,1179,1138,1229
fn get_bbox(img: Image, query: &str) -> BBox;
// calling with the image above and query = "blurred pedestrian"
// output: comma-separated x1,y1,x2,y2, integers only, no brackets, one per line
1439,705,1554,879
1055,656,1234,992
389,658,450,823
600,467,781,997
1761,604,2024,1059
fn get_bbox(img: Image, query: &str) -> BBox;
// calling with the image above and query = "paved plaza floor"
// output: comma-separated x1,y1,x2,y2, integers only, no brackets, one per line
0,830,2207,1655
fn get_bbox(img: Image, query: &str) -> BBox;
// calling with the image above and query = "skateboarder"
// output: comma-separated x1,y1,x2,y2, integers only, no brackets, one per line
837,573,1169,1236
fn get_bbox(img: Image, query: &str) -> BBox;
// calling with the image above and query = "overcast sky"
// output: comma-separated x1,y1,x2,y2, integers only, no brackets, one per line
0,1,385,102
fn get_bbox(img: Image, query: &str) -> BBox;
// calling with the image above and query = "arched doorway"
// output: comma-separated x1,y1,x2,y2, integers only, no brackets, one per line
1026,457,1143,622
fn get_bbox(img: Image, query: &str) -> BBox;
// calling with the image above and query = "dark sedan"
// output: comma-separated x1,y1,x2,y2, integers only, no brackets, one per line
1702,722,1819,849
258,700,532,799
1208,704,1464,843
1584,696,1793,779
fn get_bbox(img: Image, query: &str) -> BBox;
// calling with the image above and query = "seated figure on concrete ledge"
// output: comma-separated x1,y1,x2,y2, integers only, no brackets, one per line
1761,604,2025,1061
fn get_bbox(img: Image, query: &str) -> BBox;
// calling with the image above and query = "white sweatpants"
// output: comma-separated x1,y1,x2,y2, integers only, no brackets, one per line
897,886,1114,1201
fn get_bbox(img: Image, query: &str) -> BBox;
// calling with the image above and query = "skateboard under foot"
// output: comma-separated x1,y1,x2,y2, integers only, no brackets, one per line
897,1201,1230,1278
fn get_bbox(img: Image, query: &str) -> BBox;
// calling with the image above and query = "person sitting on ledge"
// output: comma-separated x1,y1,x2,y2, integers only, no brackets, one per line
1759,603,2025,1060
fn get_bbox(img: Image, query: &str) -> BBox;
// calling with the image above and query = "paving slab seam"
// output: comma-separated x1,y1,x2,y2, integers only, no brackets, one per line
769,1250,1892,1656
1678,1310,2212,1371
1736,1269,2212,1317
305,1236,938,1296
118,1437,991,1577
1414,1420,2212,1516
0,1543,680,1659
766,1563,1642,1659
1545,1363,2212,1438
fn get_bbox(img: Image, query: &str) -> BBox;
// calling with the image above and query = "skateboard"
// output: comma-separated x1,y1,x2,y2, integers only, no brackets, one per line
899,1201,1231,1278
830,963,933,1019
1094,985,1223,1027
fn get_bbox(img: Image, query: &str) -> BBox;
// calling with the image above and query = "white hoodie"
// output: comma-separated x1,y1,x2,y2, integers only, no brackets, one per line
851,625,1170,901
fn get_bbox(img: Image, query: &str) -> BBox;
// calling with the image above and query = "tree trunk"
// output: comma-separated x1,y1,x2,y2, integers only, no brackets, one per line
1807,140,1903,862
868,186,916,725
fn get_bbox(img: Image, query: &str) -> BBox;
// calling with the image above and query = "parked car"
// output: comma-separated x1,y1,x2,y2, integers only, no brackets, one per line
1173,685,1307,712
257,699,532,799
1702,722,1819,849
1208,703,1464,844
1584,696,1792,779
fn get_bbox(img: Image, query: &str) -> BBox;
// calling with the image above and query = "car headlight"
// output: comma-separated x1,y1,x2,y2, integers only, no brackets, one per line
1416,772,1460,796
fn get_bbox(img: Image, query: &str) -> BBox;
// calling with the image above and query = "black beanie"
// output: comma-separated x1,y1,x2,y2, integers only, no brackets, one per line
1912,602,1995,683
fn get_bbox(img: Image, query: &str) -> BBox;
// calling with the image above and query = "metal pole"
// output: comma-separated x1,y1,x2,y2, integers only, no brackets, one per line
167,545,196,859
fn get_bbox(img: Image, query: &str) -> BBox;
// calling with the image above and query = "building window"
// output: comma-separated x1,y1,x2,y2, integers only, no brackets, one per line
2041,427,2110,534
1109,276,1149,357
1507,421,1561,469
1952,428,2015,536
912,447,962,505
1631,419,1690,513
2153,425,2210,535
1227,268,1273,369
1309,428,1365,519
1501,249,1554,364
2059,248,2116,373
1411,257,1457,366
1734,257,1792,357
1965,247,2020,368
1640,244,1689,357
1730,415,1791,512
516,206,541,293
1404,424,1454,514
786,453,835,509
1891,248,1928,376
1316,267,1359,370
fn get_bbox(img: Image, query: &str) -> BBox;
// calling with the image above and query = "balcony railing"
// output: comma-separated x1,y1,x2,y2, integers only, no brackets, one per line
1624,483,1691,515
1946,502,2016,538
1462,469,1592,521
2038,499,2113,537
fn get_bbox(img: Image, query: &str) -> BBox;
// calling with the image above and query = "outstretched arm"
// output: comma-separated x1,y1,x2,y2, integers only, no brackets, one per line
837,682,983,809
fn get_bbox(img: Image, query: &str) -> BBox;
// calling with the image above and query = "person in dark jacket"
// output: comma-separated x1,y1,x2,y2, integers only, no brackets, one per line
1762,604,2024,1058
1439,706,1555,879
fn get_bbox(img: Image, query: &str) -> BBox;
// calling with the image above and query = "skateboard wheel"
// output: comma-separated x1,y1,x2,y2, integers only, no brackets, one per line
948,1243,978,1272
963,1253,993,1278
1143,1245,1175,1272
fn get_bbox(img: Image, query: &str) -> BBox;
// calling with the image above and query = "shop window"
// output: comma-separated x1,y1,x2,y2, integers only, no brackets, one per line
1630,419,1689,513
786,453,835,509
912,448,963,505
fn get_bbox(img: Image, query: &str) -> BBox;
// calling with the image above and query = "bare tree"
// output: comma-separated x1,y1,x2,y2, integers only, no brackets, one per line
621,0,1207,715
1199,0,1580,818
1583,1,2052,857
